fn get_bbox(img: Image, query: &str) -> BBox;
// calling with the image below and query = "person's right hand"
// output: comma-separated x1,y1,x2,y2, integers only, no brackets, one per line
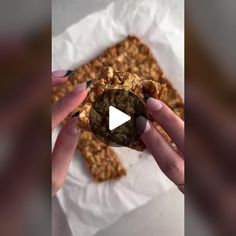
136,98,184,193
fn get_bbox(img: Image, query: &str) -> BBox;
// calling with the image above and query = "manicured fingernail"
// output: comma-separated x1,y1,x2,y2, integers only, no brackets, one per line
147,98,163,111
72,111,80,118
136,116,150,134
52,70,74,77
73,82,87,94
144,95,150,102
143,120,151,133
72,80,93,94
86,79,93,88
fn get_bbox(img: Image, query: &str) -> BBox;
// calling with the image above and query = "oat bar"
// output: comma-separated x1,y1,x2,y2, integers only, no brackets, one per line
74,66,163,150
52,36,183,120
78,131,126,181
52,36,184,181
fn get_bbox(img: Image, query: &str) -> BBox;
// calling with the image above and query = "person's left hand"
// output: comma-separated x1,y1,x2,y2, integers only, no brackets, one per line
52,70,90,195
136,98,184,193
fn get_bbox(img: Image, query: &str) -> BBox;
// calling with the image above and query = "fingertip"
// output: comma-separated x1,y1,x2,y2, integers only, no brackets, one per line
66,117,80,136
144,95,150,102
52,86,88,128
52,70,75,87
52,77,68,86
136,116,150,134
136,116,145,133
147,97,163,112
52,70,74,78
86,79,93,88
72,82,87,94
71,111,80,118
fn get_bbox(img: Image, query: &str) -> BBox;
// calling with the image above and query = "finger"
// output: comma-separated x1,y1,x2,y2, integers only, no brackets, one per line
52,70,74,87
52,81,90,129
147,98,184,153
52,118,80,195
136,117,184,192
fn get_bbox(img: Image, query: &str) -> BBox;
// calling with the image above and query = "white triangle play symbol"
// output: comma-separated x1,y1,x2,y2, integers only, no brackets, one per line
109,106,131,131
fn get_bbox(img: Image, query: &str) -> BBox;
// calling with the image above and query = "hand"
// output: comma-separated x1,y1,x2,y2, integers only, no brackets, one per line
136,98,184,193
52,70,89,195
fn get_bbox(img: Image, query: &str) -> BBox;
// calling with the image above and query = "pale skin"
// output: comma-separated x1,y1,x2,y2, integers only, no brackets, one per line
52,71,184,194
137,98,184,193
52,70,89,195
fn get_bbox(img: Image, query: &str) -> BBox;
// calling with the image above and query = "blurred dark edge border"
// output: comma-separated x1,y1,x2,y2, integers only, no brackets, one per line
186,0,236,235
0,0,51,235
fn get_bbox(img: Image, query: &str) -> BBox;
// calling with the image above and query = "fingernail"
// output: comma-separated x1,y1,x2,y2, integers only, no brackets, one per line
86,79,93,88
147,97,163,111
144,95,150,102
72,111,80,118
52,70,74,77
136,116,151,134
72,82,87,94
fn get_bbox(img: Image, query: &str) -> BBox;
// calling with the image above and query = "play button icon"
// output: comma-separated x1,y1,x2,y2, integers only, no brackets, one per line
109,106,131,131
89,89,147,147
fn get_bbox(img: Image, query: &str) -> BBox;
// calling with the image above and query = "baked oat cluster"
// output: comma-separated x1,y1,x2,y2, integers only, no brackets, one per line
75,66,145,130
52,36,183,119
52,36,184,181
75,67,158,124
79,131,126,181
89,89,147,150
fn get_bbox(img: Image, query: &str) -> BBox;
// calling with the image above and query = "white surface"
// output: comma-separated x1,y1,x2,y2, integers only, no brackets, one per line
96,188,184,236
109,106,131,131
52,0,184,97
52,0,184,235
52,188,184,236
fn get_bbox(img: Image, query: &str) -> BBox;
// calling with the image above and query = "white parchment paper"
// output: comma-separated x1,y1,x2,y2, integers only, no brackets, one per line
52,0,184,235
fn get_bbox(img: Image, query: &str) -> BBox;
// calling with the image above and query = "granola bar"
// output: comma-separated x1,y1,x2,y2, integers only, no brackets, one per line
74,66,163,150
75,66,161,127
78,130,126,181
52,36,183,120
52,36,184,181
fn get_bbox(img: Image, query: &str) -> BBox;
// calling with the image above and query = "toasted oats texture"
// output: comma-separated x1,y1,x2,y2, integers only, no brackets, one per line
75,66,160,128
79,66,161,150
52,36,184,181
89,88,147,150
78,131,126,181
